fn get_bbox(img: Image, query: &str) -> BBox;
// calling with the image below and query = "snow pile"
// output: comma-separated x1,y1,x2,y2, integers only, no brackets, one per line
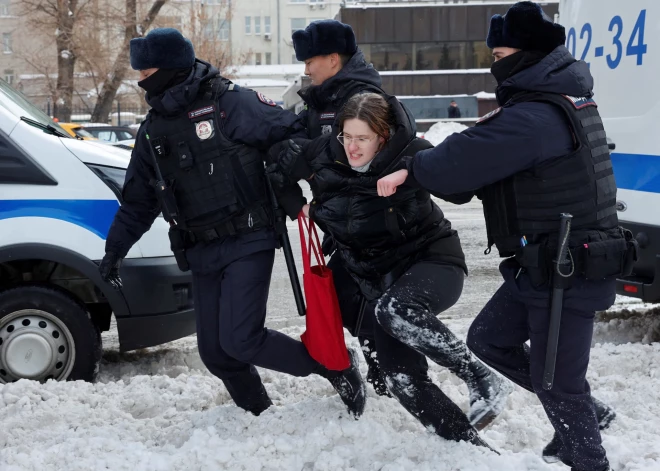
423,121,468,146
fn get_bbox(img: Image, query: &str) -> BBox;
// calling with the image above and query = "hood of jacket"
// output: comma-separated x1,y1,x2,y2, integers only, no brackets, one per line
497,46,594,104
146,59,219,116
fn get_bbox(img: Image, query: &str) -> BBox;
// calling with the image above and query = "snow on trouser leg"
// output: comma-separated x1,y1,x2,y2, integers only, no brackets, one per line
359,336,391,397
374,264,511,430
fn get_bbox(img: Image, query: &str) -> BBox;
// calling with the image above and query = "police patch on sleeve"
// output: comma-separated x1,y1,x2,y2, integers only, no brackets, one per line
562,95,597,109
476,107,502,125
195,120,214,140
257,92,276,106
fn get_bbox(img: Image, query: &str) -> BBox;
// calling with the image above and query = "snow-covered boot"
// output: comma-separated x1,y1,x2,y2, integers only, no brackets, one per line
360,337,392,397
463,360,513,430
315,347,367,418
468,430,500,455
543,398,616,463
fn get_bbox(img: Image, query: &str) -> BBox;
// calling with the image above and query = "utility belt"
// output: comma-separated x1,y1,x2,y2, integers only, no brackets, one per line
167,206,272,271
514,226,638,287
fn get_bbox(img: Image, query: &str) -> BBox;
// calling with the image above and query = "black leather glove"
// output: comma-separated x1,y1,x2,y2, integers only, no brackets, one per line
99,252,123,290
279,139,314,182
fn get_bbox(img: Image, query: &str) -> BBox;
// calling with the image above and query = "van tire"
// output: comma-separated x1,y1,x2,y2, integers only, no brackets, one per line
0,286,102,383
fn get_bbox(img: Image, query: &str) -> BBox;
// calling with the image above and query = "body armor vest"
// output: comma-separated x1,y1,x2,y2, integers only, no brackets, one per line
306,82,384,138
146,77,269,230
480,92,618,256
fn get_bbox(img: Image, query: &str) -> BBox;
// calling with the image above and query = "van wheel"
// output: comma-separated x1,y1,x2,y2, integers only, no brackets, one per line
0,286,101,384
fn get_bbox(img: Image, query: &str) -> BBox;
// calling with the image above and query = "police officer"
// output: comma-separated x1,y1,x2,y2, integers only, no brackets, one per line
292,19,383,138
97,28,366,418
289,19,393,398
376,3,634,470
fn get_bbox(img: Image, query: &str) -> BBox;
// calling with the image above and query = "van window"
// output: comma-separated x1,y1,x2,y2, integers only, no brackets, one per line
0,79,69,137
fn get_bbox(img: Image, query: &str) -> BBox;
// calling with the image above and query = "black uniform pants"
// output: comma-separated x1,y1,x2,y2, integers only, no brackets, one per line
467,259,615,471
188,239,319,410
332,257,478,442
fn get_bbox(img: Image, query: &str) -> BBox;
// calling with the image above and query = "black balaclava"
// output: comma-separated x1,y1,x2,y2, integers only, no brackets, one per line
138,67,192,97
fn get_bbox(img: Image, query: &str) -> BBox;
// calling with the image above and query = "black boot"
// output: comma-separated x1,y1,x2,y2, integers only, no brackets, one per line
543,398,616,463
223,376,273,416
461,359,513,430
468,429,500,455
360,337,392,397
315,347,367,418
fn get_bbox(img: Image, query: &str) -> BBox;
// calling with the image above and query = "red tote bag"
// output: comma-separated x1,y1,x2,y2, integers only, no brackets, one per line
298,212,350,371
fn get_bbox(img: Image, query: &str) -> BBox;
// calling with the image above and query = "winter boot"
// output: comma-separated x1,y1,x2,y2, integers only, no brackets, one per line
223,377,273,416
360,337,392,397
468,429,500,455
462,360,513,430
542,398,616,463
315,347,367,418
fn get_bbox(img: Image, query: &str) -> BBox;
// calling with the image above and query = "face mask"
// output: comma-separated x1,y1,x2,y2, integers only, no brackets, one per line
138,67,191,97
490,51,525,85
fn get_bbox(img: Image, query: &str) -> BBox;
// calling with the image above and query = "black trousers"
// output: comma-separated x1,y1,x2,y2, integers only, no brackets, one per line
467,259,615,471
332,257,478,442
187,235,319,410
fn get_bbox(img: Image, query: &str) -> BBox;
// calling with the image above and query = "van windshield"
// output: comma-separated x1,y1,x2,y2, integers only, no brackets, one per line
0,79,69,137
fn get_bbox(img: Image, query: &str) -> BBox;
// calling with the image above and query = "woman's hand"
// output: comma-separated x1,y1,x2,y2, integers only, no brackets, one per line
377,169,408,197
301,204,310,218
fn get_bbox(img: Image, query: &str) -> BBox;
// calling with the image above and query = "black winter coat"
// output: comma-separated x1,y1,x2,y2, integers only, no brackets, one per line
276,94,467,300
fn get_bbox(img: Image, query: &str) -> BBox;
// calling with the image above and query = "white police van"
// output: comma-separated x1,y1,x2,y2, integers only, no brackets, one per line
0,79,195,383
559,0,660,303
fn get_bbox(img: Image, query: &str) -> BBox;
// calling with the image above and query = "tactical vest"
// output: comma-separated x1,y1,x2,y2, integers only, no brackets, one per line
146,77,270,232
306,81,384,138
479,92,618,257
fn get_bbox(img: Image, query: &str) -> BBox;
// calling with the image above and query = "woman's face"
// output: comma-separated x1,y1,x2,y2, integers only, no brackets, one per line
342,118,385,169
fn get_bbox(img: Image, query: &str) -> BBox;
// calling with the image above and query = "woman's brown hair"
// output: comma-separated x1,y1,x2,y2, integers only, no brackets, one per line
338,93,394,142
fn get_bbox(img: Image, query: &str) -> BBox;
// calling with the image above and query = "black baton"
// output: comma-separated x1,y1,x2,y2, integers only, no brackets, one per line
265,174,306,317
543,213,573,391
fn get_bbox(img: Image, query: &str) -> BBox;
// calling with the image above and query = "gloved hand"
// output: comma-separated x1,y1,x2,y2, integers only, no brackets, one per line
279,139,314,182
99,252,123,290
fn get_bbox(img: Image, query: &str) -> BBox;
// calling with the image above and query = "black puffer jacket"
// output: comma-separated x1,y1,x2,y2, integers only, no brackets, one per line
281,94,467,300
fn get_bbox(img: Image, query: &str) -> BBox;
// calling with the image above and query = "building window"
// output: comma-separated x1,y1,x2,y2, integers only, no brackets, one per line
254,16,261,35
2,33,11,54
4,69,13,85
291,18,306,35
367,43,413,71
245,16,251,34
265,52,272,65
218,20,230,41
290,0,306,3
0,0,10,16
264,16,271,35
255,53,262,65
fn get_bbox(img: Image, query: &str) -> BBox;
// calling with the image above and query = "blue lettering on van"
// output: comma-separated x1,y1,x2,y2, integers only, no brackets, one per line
0,200,119,239
566,10,648,69
610,153,660,194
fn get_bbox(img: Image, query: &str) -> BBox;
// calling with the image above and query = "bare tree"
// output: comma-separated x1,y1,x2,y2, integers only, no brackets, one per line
19,0,93,121
90,0,168,123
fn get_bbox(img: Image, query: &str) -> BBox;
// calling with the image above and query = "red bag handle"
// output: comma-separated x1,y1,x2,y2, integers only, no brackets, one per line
298,211,325,273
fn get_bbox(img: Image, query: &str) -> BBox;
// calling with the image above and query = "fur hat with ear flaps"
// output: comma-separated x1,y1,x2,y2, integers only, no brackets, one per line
292,20,358,62
130,28,195,70
487,1,566,53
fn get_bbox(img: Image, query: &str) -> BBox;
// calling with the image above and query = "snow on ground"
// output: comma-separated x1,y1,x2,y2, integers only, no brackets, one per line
1,199,659,471
423,121,469,146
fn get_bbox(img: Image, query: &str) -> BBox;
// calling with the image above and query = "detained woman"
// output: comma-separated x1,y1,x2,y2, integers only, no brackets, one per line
267,93,512,447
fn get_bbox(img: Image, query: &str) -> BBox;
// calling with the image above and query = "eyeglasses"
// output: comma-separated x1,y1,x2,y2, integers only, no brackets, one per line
337,133,378,147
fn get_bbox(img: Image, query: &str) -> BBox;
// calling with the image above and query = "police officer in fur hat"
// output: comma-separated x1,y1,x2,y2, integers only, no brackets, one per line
377,3,637,470
98,28,366,418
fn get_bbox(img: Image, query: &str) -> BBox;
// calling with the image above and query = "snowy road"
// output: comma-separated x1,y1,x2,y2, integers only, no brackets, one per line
1,198,659,471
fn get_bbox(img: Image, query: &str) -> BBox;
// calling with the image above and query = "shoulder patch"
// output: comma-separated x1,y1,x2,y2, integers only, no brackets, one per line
476,107,502,124
188,105,216,119
257,92,276,107
561,95,597,109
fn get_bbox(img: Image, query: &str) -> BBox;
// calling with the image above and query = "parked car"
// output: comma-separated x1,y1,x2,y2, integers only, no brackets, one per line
0,79,195,384
83,125,137,143
58,122,98,140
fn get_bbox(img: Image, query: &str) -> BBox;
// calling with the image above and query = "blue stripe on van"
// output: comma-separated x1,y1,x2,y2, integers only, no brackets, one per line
611,153,660,194
0,200,119,239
